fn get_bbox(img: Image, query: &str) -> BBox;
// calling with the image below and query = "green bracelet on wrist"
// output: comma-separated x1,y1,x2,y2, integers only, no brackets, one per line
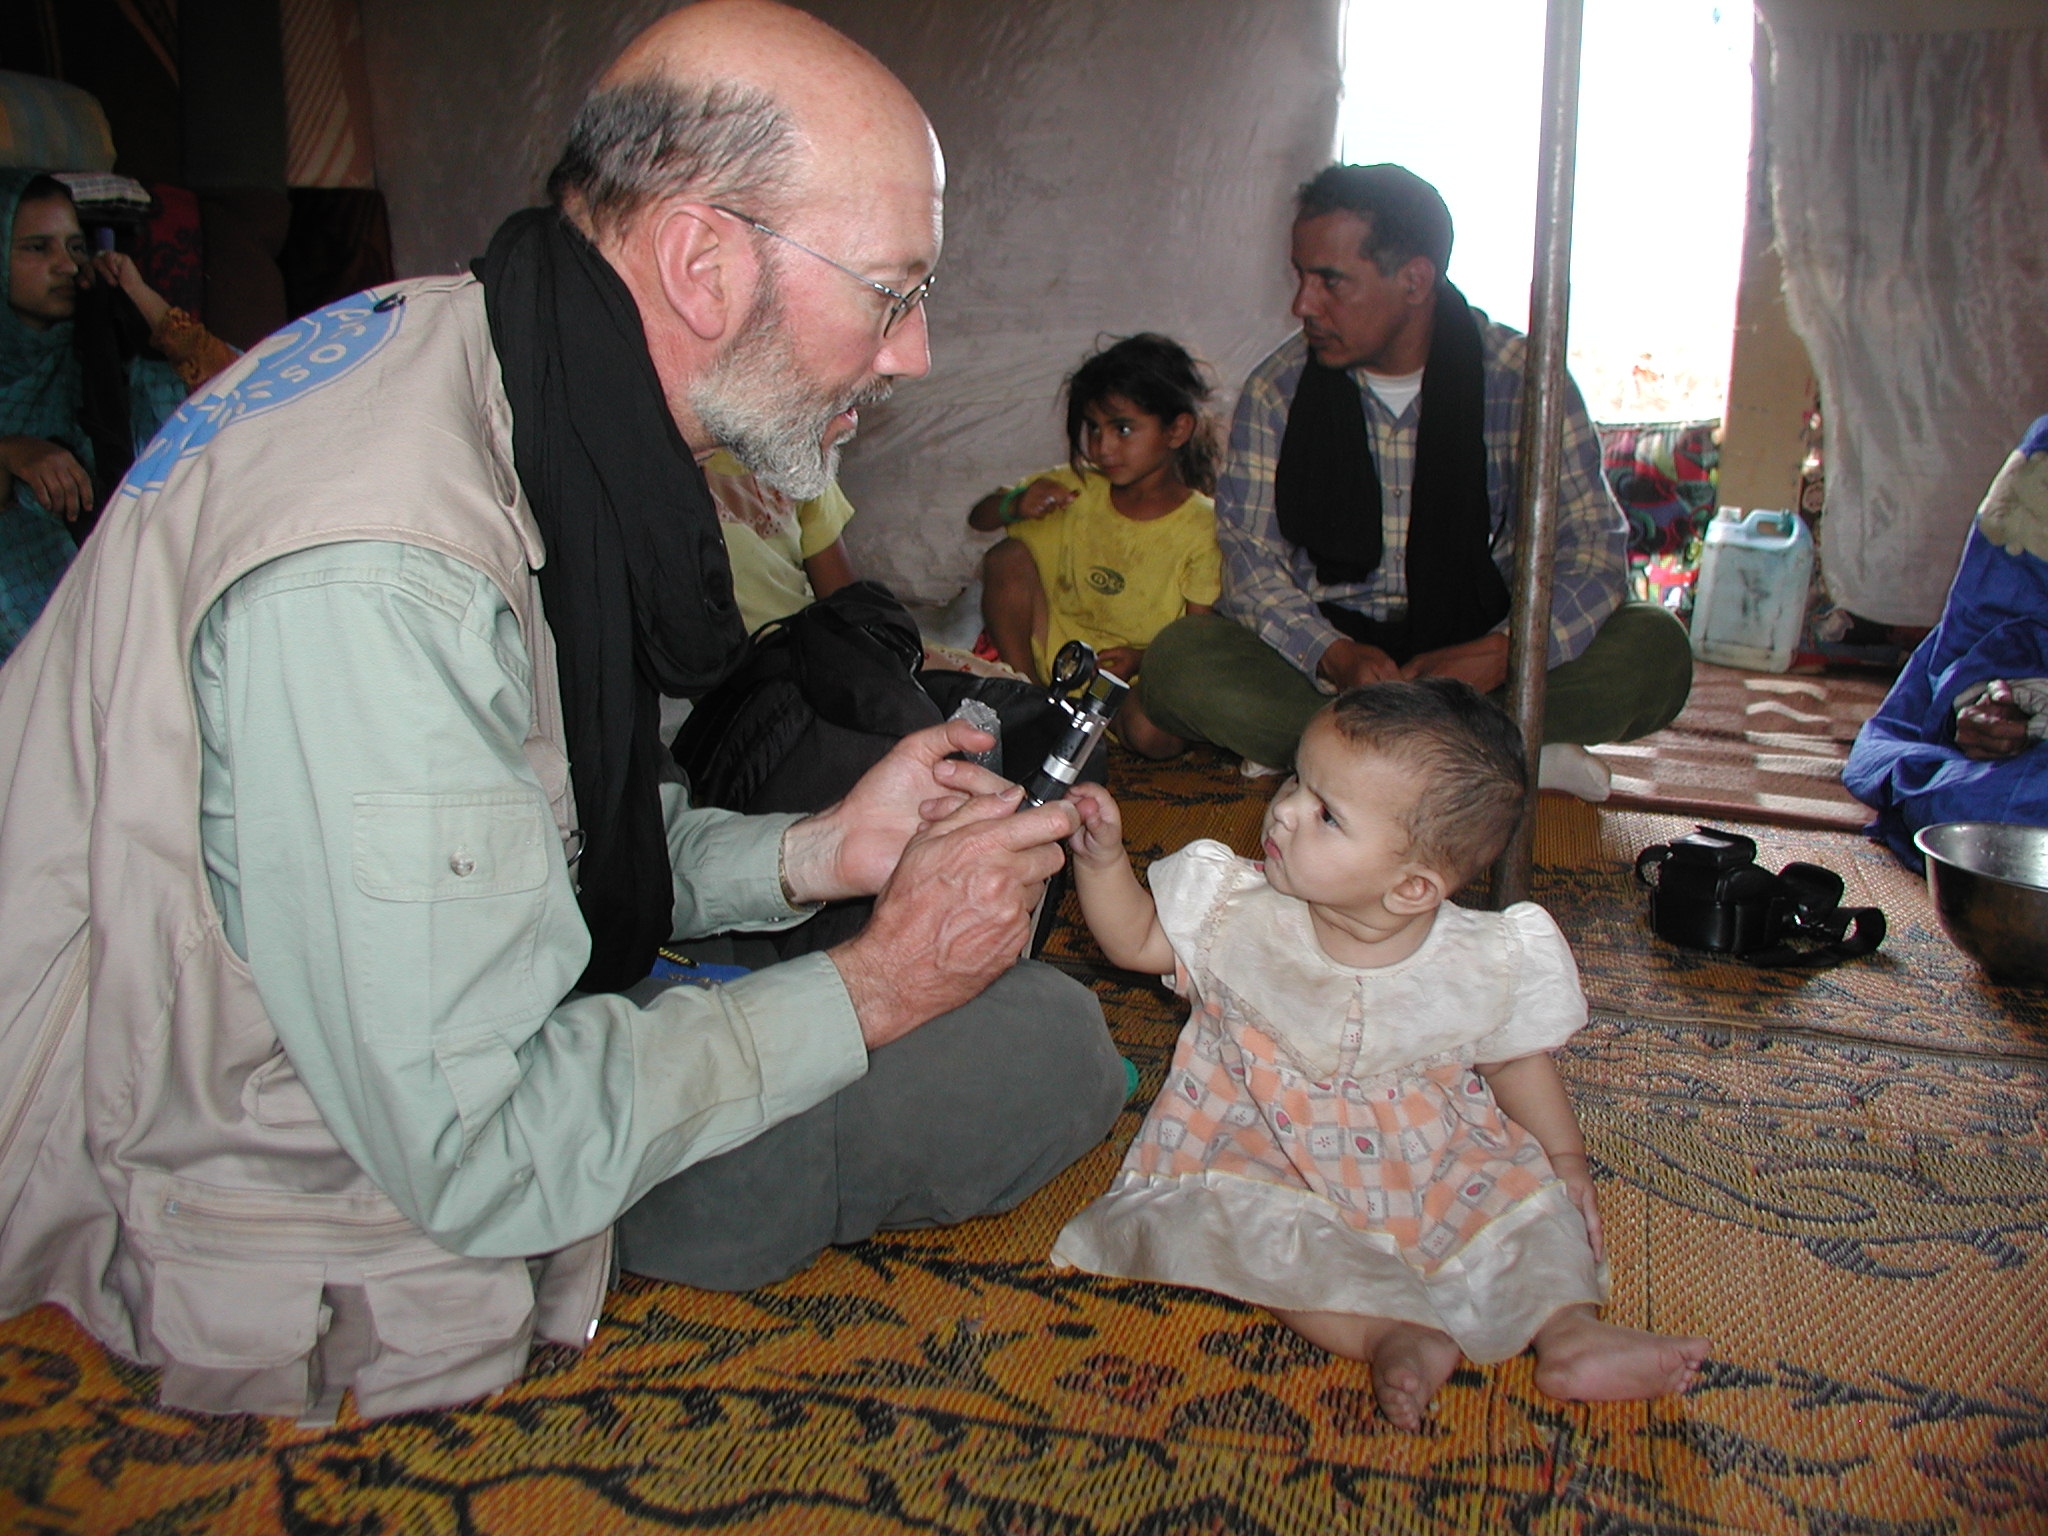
996,485,1028,524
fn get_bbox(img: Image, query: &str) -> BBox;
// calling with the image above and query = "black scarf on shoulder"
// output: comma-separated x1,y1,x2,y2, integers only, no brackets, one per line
478,207,749,992
1273,279,1509,663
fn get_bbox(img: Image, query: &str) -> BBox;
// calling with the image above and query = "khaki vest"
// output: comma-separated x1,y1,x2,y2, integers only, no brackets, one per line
0,276,609,1422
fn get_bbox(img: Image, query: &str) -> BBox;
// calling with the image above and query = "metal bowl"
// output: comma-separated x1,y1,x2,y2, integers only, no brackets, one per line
1914,822,2048,986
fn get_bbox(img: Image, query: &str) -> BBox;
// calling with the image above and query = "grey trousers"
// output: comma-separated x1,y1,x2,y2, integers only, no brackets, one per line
615,958,1125,1290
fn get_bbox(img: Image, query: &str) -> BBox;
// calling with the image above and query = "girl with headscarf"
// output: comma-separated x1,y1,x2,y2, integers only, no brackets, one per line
1,170,236,662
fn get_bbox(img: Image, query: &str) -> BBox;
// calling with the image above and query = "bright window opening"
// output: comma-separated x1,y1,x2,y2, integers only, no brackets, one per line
1337,0,1754,423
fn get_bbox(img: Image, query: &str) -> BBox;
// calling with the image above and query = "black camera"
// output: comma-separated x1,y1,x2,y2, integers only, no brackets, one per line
1634,827,1885,967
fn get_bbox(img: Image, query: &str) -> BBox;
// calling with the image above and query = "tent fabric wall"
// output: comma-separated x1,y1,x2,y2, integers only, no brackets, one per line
1766,11,2048,628
357,0,1340,607
282,0,380,189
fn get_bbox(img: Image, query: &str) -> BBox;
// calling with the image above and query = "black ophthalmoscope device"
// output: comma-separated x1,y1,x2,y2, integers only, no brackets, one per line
1020,640,1129,808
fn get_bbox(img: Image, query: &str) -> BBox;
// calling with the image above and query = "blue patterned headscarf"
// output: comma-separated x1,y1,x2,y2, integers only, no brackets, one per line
0,169,89,664
0,169,89,460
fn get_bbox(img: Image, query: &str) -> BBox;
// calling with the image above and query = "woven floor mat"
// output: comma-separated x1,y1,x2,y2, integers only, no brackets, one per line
1590,663,1891,831
10,989,2042,1534
6,751,2046,1534
1536,801,2048,1057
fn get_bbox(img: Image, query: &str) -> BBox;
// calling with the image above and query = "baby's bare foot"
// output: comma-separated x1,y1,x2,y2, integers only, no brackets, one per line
1370,1323,1462,1430
1531,1306,1709,1402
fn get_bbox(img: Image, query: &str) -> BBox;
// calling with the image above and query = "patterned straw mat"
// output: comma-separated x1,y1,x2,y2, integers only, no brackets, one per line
1591,662,1892,831
4,748,2045,1534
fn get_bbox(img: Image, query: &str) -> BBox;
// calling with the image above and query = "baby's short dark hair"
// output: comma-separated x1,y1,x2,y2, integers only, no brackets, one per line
1320,679,1527,887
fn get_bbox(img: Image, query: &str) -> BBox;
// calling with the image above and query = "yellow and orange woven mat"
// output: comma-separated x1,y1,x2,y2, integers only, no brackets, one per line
3,749,2043,1534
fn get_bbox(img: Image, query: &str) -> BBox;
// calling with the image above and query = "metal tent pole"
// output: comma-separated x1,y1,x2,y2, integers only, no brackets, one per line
1490,0,1586,906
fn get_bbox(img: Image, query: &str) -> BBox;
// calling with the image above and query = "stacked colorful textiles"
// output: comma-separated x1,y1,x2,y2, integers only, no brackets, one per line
1599,418,1720,559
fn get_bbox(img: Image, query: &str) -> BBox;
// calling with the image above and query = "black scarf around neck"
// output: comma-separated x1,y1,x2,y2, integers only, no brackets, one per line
479,207,749,992
1273,279,1509,663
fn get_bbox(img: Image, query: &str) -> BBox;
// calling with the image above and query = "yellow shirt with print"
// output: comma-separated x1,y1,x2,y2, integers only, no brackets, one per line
704,449,858,634
1005,465,1220,680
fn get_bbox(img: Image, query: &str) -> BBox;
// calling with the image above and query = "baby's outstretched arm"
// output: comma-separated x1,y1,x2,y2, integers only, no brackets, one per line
1065,782,1176,975
1478,1053,1603,1264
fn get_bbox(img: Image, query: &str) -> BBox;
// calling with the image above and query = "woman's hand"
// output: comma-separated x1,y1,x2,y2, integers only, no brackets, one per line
0,435,93,520
87,250,172,331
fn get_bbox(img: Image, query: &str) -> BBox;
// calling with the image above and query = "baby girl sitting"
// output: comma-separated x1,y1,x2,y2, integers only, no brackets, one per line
1051,679,1709,1428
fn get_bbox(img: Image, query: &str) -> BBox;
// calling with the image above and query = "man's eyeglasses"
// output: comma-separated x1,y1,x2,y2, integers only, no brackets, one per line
710,205,935,337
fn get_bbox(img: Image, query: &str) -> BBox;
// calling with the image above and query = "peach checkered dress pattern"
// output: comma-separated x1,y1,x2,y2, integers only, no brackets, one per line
1052,841,1607,1362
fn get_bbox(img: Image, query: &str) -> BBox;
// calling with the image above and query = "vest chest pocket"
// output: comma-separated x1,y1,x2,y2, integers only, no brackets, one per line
353,790,549,901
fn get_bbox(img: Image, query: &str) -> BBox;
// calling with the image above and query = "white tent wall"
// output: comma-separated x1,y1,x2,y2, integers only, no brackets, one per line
356,0,1341,611
1762,0,2048,629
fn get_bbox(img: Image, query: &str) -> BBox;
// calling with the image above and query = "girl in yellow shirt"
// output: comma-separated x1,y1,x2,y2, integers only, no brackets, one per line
971,334,1221,750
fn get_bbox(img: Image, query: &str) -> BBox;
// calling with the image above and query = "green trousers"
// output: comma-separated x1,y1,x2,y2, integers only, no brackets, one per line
1136,602,1693,769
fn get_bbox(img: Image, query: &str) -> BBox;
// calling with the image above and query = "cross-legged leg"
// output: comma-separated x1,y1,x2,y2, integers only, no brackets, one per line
1272,1308,1463,1431
1529,1304,1709,1402
1112,693,1186,759
979,538,1049,684
1138,613,1327,768
617,961,1124,1289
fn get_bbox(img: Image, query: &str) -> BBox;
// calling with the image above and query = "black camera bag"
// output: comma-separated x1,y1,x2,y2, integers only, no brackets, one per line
1634,826,1886,968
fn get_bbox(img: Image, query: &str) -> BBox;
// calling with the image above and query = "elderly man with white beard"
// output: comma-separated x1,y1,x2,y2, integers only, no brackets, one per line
0,0,1122,1421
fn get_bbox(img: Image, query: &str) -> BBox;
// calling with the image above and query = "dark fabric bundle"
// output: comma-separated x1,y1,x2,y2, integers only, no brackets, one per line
670,579,1090,960
69,281,142,530
478,206,749,992
672,579,942,818
1274,279,1510,662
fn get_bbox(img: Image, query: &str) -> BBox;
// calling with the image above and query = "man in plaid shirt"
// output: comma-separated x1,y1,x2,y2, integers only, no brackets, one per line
1127,165,1691,794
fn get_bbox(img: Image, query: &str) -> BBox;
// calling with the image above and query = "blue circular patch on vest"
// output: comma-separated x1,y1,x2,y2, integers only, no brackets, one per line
120,293,405,497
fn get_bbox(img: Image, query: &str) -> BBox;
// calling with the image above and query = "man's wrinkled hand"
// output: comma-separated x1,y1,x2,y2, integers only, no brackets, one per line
1402,632,1510,694
780,717,1013,903
829,788,1080,1048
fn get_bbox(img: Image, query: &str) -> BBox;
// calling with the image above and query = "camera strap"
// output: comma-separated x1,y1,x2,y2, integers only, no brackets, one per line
1739,906,1888,968
1740,860,1887,969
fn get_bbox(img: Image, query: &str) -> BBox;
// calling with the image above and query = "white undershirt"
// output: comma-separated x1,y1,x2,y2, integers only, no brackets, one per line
1362,366,1424,418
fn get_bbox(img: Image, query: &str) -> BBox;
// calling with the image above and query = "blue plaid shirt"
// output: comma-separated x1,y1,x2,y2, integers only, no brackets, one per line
1216,321,1626,678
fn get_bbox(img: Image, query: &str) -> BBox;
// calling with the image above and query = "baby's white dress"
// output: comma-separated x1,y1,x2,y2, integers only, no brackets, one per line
1052,839,1607,1362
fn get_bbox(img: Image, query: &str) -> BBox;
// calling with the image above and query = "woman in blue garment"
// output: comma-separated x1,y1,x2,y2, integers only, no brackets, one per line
1,170,234,663
1844,414,2048,867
